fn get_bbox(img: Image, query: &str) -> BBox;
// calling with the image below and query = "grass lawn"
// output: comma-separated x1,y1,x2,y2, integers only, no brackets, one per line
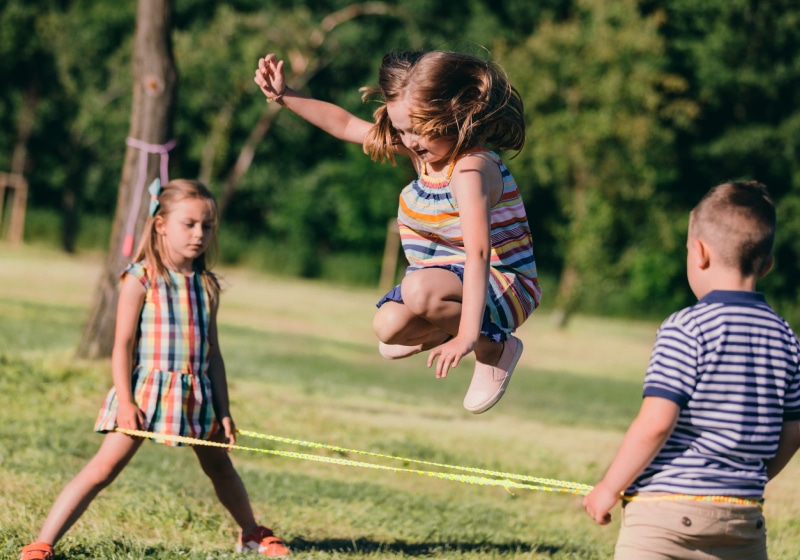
1,244,799,559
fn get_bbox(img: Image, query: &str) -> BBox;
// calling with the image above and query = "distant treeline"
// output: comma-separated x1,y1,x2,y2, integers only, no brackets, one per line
3,0,800,324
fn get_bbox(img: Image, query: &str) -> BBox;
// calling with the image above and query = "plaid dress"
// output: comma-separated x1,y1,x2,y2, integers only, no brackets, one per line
95,262,217,446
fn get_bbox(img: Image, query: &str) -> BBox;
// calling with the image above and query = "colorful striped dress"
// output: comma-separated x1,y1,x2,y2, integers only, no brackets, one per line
95,262,217,446
378,148,540,341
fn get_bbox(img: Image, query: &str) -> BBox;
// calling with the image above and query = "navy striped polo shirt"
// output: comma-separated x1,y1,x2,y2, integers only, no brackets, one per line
628,290,800,497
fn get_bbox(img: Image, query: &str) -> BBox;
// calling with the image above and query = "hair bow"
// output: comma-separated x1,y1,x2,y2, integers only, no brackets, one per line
148,178,162,217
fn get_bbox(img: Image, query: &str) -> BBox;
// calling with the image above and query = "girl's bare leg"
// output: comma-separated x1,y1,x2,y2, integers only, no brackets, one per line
384,268,517,413
194,444,258,534
35,431,143,545
374,268,503,365
373,302,451,349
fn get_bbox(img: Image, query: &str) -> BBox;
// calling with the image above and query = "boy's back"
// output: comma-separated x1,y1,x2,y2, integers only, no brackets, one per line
583,181,800,560
634,289,800,497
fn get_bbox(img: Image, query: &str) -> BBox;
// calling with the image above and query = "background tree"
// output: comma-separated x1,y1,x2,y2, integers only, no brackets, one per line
76,0,176,359
503,0,697,324
654,0,800,321
0,1,69,246
3,0,800,329
208,2,421,217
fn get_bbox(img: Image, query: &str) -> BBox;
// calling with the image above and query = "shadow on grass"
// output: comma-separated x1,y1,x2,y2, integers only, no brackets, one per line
49,537,579,559
286,536,569,556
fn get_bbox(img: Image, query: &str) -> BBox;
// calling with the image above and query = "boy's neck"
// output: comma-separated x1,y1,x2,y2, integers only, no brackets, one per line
695,269,759,299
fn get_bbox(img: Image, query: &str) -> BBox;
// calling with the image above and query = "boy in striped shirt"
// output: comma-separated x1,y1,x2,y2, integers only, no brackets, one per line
583,181,800,559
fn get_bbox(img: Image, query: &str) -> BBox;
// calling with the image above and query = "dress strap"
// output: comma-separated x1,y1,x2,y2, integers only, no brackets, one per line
421,147,489,185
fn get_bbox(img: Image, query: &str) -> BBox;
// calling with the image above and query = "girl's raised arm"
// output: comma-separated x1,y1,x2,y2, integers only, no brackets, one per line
255,53,372,145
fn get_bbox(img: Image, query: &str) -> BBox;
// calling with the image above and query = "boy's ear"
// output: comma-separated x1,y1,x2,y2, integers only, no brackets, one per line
691,238,711,270
759,255,775,279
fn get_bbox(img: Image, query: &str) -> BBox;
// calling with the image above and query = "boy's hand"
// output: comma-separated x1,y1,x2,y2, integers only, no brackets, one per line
583,481,619,525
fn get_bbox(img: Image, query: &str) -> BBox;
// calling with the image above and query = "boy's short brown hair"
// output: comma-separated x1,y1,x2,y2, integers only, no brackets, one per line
690,181,776,277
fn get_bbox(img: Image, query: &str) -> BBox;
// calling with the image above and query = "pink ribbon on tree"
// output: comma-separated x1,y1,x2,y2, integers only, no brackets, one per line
121,137,177,256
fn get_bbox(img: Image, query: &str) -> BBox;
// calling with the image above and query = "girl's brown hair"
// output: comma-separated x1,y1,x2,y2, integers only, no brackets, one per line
132,179,220,303
360,50,526,164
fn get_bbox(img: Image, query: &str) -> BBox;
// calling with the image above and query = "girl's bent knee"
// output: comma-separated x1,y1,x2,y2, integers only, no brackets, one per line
372,314,389,341
373,305,406,342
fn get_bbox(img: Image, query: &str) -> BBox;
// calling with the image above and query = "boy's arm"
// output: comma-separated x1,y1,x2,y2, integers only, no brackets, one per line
766,419,800,480
583,396,680,525
255,54,372,145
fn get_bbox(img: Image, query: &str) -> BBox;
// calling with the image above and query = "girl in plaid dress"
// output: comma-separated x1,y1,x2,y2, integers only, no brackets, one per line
21,180,289,560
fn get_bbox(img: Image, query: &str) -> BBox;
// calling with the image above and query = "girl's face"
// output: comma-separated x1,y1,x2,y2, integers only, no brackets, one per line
386,99,455,171
155,198,215,272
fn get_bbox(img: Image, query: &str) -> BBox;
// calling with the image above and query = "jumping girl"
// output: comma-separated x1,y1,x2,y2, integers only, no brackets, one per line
254,50,540,414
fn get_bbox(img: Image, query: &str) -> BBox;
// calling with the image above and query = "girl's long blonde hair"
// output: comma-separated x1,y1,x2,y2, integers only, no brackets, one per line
132,179,220,304
360,50,526,165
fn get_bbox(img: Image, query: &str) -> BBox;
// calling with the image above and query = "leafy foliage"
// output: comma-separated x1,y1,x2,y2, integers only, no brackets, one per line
501,0,696,317
3,0,800,323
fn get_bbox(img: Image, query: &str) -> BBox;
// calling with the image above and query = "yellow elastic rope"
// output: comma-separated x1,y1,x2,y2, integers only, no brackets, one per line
114,427,591,495
113,427,765,509
622,493,764,510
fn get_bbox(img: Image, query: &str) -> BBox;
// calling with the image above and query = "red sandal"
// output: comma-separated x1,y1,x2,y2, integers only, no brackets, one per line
19,542,54,560
236,526,290,557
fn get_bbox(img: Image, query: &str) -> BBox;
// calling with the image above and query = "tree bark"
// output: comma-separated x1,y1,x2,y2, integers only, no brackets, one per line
553,152,590,329
76,0,176,359
1,82,38,244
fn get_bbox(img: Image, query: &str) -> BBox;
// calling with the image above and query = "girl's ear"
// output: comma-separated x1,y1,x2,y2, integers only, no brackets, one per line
154,215,166,236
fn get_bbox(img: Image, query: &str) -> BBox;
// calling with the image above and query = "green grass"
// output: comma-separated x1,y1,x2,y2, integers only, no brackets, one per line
1,243,800,559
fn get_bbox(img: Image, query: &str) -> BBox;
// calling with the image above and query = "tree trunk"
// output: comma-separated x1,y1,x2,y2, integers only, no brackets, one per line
76,0,176,359
218,103,281,216
552,264,579,328
1,82,38,244
198,102,234,186
61,188,78,253
553,152,590,329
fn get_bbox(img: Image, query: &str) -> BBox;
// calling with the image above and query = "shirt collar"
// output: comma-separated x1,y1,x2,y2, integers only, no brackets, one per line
698,290,767,306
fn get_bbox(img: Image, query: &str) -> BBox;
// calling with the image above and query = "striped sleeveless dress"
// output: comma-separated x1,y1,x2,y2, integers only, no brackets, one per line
378,148,541,341
95,262,218,446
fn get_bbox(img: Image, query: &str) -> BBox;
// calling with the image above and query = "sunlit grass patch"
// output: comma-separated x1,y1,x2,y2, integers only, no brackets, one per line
2,246,800,559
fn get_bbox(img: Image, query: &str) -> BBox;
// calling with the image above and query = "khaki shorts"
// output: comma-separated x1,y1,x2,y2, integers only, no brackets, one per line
615,498,767,560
